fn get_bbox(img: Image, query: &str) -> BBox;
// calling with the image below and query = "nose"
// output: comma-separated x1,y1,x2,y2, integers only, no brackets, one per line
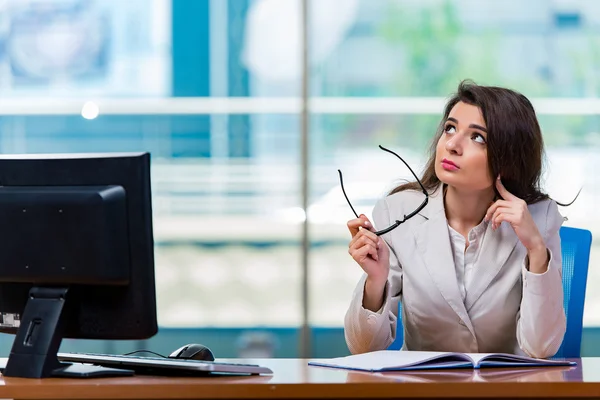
445,133,463,155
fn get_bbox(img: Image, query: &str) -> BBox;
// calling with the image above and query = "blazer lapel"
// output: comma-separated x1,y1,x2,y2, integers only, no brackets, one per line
463,221,519,311
413,185,475,336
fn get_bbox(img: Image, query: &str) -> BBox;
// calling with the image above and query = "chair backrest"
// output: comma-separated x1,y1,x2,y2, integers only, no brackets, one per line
388,226,592,356
555,226,592,357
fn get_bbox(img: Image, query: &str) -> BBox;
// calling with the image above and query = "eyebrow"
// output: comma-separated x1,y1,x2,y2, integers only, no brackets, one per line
446,117,488,133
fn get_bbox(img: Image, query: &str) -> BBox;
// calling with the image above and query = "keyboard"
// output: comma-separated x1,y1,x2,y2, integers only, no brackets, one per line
57,352,273,376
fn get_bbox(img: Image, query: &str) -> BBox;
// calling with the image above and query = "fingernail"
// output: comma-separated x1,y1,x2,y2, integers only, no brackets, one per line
364,221,370,227
358,226,363,231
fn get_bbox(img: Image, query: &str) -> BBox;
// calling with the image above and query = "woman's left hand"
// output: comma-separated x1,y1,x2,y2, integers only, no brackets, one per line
485,176,546,253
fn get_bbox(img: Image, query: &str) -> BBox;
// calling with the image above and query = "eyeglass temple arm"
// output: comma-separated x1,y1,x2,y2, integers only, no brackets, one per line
378,145,428,196
338,169,360,218
339,145,430,236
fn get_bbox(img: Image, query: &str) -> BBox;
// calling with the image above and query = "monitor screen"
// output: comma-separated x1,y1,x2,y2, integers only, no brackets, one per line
0,152,157,378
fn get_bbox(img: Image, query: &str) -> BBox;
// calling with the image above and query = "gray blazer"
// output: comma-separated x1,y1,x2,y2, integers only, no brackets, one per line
344,184,566,358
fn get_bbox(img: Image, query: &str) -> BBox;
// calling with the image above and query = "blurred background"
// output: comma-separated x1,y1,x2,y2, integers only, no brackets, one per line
0,0,599,358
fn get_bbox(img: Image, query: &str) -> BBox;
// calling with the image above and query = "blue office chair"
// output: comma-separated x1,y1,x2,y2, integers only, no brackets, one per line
555,226,592,357
388,226,592,357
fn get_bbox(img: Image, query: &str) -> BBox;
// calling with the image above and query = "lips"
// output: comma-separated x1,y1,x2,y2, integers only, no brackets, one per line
441,158,459,169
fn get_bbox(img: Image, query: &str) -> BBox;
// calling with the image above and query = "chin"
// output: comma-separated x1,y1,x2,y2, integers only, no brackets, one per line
436,169,471,190
435,166,457,185
437,171,493,193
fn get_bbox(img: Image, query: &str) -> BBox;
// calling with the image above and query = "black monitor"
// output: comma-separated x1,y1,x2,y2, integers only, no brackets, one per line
0,152,157,378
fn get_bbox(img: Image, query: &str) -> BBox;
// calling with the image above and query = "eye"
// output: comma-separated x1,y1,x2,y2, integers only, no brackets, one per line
472,133,486,144
444,124,456,134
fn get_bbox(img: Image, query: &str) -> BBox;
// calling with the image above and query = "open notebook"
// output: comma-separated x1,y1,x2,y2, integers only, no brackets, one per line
308,350,576,372
380,366,575,383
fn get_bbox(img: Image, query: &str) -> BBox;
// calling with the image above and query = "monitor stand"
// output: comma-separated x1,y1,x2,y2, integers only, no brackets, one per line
1,287,134,378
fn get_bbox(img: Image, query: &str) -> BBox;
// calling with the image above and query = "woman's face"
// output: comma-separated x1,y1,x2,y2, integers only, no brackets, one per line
434,101,494,192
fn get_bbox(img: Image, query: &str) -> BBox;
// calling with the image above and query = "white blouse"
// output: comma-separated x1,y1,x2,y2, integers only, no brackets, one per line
447,220,489,302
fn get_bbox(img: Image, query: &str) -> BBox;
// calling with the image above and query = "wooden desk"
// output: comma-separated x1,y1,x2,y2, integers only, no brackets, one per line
0,357,598,399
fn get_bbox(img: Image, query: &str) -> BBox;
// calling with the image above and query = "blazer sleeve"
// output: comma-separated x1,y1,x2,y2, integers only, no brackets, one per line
516,200,567,358
343,197,403,354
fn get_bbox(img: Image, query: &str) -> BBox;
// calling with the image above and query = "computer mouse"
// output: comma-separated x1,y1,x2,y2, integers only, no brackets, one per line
168,343,215,361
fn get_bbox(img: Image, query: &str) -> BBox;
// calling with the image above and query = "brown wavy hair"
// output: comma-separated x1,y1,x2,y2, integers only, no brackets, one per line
390,80,555,205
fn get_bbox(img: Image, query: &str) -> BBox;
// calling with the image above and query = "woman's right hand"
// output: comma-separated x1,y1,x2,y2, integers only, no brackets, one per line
347,214,390,286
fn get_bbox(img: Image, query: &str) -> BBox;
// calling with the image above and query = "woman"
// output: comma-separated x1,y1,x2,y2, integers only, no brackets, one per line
344,81,567,359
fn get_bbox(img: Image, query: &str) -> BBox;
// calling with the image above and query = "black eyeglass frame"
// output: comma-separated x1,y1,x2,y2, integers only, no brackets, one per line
338,145,429,236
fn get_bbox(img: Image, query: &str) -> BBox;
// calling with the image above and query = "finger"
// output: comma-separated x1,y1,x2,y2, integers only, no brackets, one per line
357,225,380,244
347,215,373,237
349,234,379,253
496,176,518,201
347,217,369,236
493,211,518,229
349,230,378,250
491,206,514,221
350,243,378,263
485,200,512,221
491,206,515,228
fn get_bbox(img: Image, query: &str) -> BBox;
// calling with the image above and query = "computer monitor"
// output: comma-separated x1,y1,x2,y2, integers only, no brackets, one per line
0,152,157,378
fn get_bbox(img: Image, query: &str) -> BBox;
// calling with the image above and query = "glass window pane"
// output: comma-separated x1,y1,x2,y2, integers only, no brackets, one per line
0,0,171,97
0,112,303,328
312,0,600,97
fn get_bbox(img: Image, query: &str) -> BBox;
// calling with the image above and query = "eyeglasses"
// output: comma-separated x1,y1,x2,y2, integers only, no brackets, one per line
338,145,429,236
